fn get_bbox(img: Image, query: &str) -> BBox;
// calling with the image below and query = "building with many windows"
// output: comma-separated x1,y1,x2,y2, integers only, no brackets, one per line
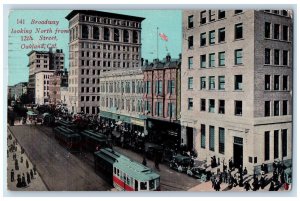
65,10,145,114
99,68,145,131
27,49,65,103
9,82,28,101
49,69,69,105
181,10,292,173
142,54,181,147
35,71,54,105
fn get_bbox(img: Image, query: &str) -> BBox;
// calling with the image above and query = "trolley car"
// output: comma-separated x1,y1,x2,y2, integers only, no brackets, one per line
80,130,108,152
54,126,81,152
94,148,160,191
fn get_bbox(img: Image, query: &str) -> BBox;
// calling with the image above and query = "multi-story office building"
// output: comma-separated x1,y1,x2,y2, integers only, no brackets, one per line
35,71,54,105
181,10,292,172
99,68,145,131
27,49,65,103
49,69,69,105
65,10,145,114
142,55,181,147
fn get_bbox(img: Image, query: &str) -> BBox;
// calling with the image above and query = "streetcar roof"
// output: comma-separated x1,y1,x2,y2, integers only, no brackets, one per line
114,157,160,181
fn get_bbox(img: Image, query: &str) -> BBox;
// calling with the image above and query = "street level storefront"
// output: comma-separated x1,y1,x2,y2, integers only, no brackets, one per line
145,118,181,150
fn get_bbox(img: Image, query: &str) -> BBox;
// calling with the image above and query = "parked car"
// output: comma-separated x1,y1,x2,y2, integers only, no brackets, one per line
187,166,208,181
169,154,193,173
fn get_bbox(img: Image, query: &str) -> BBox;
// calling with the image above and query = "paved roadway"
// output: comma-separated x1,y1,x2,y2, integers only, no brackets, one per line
9,124,201,191
9,125,112,191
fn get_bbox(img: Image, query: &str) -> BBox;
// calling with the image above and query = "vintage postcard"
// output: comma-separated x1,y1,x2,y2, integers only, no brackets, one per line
6,8,293,192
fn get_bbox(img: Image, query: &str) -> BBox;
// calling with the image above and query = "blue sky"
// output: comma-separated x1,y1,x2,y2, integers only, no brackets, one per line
8,10,182,86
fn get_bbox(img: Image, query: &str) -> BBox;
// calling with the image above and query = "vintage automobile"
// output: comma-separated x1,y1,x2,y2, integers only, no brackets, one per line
169,154,193,173
186,166,209,181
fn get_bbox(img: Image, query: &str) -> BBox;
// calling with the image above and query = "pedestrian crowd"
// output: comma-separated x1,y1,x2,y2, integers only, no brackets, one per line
8,134,38,189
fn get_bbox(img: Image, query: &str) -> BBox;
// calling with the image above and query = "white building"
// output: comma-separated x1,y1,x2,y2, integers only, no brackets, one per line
35,71,53,105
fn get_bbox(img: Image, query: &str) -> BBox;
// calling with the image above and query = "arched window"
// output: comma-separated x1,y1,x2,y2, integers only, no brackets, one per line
133,31,138,43
82,25,89,39
93,26,99,40
104,27,110,41
114,29,120,42
123,30,129,43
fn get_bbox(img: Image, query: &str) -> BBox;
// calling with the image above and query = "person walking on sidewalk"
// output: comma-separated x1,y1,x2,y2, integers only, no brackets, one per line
30,169,34,179
21,173,27,188
26,159,29,169
11,169,14,182
26,172,31,185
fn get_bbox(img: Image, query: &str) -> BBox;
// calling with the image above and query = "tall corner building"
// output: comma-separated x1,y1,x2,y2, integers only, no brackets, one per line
65,10,145,114
181,10,293,172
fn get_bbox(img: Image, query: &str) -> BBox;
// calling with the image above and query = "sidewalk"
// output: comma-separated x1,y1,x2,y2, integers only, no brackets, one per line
7,127,48,191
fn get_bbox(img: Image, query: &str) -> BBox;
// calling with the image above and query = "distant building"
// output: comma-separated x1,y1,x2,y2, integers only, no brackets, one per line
35,71,54,105
27,49,65,103
99,68,145,131
8,82,28,100
49,69,69,105
65,10,145,114
142,54,181,147
181,10,292,173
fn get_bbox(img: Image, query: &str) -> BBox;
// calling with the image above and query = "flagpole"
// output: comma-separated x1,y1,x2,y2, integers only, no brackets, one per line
157,27,159,59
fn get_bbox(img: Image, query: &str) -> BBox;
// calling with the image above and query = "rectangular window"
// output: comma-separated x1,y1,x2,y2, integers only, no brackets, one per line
282,50,288,66
265,75,271,90
274,49,280,65
264,131,270,161
200,11,206,24
235,101,243,116
209,76,215,90
274,130,279,159
188,57,193,69
219,127,225,154
146,81,151,94
200,77,206,90
200,54,206,68
209,10,216,22
218,76,225,90
218,28,225,43
188,36,193,49
209,31,215,44
219,52,225,66
188,98,193,110
167,103,175,118
188,15,194,28
209,53,215,67
274,75,280,90
235,49,243,65
219,100,225,114
283,25,288,41
188,77,193,90
274,100,280,116
265,22,271,38
274,24,280,39
265,48,271,64
265,101,270,117
200,33,206,46
282,129,287,157
218,10,225,19
201,99,206,111
168,80,175,94
235,23,243,39
235,75,243,90
209,126,215,151
155,80,163,95
283,75,288,91
209,99,215,113
201,124,206,148
282,100,288,115
156,102,163,117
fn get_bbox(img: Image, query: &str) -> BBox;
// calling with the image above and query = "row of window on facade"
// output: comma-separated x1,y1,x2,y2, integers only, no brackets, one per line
200,125,225,154
43,92,49,97
100,81,144,94
81,51,139,61
80,42,140,52
265,48,289,66
101,97,144,113
145,80,176,95
188,98,242,116
80,15,141,28
81,106,100,115
264,129,288,161
188,10,242,28
81,95,100,102
144,101,176,118
265,100,289,117
80,59,139,68
72,25,139,43
80,86,101,93
187,22,289,50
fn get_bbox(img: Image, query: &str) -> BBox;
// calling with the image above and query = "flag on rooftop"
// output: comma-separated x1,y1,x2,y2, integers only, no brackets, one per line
159,33,168,41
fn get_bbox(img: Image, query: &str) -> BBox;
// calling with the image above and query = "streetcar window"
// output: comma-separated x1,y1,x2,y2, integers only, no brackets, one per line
149,179,155,190
140,181,147,190
113,167,116,175
135,180,138,191
126,175,130,185
117,169,120,177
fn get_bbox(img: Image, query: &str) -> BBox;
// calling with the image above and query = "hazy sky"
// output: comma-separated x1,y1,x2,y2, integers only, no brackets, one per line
8,10,182,86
